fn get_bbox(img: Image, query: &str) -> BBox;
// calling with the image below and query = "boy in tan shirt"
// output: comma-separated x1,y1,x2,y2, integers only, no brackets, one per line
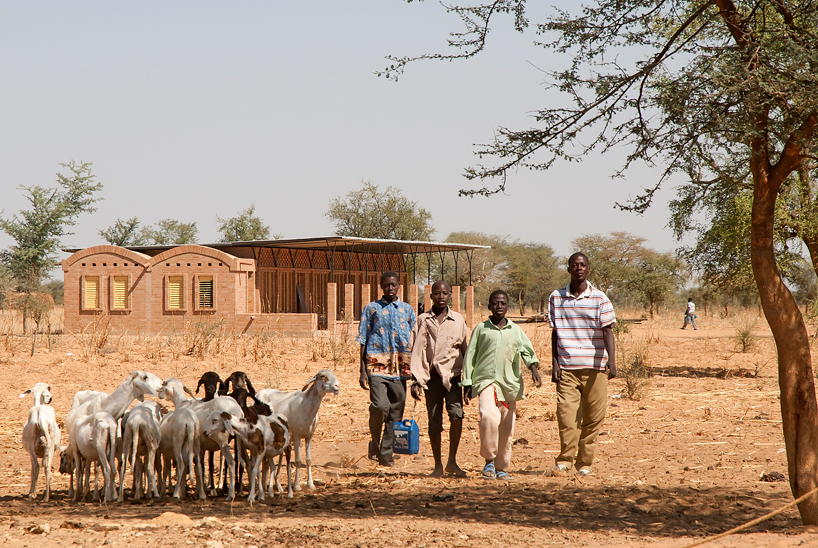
410,280,469,477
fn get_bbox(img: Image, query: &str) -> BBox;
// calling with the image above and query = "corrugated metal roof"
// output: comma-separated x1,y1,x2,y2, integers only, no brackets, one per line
65,236,490,255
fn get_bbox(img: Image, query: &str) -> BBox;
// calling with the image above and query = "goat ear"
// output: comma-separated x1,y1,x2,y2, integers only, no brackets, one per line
183,385,195,397
301,375,317,392
19,389,31,399
245,377,256,396
136,394,145,402
224,419,235,436
196,378,204,394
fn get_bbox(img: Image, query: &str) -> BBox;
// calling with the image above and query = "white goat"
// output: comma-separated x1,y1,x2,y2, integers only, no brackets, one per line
203,410,293,503
118,402,161,502
256,369,340,490
157,406,204,500
20,383,61,502
66,371,162,436
70,411,117,502
159,377,244,500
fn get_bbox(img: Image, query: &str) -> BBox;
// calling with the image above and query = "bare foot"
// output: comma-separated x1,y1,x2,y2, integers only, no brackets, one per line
429,466,444,478
444,464,467,478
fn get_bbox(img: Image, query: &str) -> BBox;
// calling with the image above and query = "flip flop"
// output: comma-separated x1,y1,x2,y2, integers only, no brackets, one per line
495,470,512,481
481,463,496,479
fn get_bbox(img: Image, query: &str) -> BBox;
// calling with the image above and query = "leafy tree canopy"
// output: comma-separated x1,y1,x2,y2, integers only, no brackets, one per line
216,204,276,242
0,161,102,291
139,219,198,245
326,181,434,241
99,217,144,246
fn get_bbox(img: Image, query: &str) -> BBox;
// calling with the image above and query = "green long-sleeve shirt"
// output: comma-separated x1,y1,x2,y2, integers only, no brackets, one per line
462,319,539,402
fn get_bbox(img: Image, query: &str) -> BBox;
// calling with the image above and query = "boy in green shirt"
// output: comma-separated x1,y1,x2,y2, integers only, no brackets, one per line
462,290,541,479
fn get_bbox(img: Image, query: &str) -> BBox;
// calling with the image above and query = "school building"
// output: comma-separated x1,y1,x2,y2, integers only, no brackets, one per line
61,237,488,335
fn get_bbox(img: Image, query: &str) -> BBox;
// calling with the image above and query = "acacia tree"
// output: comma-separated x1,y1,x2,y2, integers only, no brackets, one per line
387,1,818,521
0,161,103,332
99,217,144,246
216,204,277,242
325,180,434,241
627,251,685,318
570,232,648,295
139,219,198,245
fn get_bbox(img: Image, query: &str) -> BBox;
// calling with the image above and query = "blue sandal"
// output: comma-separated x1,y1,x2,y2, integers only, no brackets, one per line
481,463,496,479
495,470,512,480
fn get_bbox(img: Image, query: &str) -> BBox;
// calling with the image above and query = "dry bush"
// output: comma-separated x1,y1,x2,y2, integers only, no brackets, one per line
75,314,113,361
619,341,651,400
732,315,758,353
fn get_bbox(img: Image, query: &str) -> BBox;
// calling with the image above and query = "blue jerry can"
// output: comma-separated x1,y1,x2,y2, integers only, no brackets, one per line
393,419,420,455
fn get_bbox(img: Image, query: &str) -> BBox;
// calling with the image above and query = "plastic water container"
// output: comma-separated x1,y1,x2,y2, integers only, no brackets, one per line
393,419,420,455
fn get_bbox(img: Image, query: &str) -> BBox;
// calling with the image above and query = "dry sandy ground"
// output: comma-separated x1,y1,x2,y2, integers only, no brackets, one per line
2,311,818,547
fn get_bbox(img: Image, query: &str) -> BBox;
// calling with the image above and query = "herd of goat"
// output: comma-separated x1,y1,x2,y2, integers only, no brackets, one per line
18,369,341,504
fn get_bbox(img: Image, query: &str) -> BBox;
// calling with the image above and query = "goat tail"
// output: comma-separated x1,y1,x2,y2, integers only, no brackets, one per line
37,410,52,454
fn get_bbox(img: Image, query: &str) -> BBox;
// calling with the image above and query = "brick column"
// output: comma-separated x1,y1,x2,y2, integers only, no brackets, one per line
451,286,461,313
424,285,432,312
398,284,405,302
465,285,475,329
409,284,419,314
344,283,354,322
326,283,337,330
361,284,370,312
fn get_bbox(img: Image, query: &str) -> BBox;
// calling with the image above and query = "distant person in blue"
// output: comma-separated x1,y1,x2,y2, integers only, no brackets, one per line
681,297,698,330
357,271,417,467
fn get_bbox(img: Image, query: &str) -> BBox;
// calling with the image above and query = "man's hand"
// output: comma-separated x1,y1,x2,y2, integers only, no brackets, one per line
359,345,369,390
359,362,370,390
607,362,617,380
551,357,561,384
463,386,471,405
410,383,423,401
530,364,542,388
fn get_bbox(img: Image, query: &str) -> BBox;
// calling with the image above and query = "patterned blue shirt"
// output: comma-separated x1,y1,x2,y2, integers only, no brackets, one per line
357,297,416,378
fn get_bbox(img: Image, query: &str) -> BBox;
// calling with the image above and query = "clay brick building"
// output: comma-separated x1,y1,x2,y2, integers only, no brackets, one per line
62,237,487,335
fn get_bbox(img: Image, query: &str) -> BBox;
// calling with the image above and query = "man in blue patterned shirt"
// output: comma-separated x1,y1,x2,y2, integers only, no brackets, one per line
357,271,417,466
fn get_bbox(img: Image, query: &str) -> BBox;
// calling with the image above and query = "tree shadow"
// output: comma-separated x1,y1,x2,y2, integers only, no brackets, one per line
3,480,801,540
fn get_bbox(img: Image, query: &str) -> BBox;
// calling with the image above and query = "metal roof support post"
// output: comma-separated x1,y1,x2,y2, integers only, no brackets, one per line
453,251,460,286
437,249,446,283
425,250,433,285
466,250,474,286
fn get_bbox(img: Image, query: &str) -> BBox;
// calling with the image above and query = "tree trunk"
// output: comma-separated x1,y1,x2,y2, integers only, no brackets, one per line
751,161,818,523
518,290,525,316
649,298,655,319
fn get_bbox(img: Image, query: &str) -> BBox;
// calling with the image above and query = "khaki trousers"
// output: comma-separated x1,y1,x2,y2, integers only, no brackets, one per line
478,384,516,471
556,369,607,470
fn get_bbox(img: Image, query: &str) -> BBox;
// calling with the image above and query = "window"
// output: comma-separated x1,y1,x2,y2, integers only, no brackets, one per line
168,276,184,310
198,276,214,309
194,275,216,311
111,276,129,310
84,276,100,309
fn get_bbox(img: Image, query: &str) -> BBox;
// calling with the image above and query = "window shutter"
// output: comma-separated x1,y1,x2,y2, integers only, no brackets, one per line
112,276,128,309
85,277,99,309
199,276,214,308
168,276,184,309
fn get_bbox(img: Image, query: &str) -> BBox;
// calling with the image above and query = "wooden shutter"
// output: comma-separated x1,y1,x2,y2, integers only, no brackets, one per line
84,277,99,309
168,276,184,309
198,276,214,309
112,276,128,309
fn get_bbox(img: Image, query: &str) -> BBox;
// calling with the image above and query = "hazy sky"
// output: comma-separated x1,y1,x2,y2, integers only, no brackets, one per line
0,1,691,269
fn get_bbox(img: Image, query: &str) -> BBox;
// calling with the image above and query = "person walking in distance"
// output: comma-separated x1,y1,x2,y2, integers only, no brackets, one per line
462,290,541,480
410,280,469,478
358,271,416,467
549,253,616,477
681,297,698,330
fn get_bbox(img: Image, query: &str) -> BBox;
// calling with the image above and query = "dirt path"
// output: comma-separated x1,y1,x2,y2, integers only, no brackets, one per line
2,313,817,547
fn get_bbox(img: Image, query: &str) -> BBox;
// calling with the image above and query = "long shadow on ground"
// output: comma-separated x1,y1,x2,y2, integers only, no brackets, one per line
0,475,802,540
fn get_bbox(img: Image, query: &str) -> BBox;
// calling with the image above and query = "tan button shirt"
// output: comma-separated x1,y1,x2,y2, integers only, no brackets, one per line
410,307,469,391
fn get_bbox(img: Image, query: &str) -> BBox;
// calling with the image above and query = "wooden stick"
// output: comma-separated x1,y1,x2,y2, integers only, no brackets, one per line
680,485,818,548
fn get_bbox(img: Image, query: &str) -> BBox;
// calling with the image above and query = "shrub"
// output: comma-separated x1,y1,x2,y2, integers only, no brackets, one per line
733,317,757,353
619,343,651,400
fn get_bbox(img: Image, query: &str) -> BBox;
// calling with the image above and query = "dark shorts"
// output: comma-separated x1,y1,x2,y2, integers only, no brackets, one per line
425,368,464,437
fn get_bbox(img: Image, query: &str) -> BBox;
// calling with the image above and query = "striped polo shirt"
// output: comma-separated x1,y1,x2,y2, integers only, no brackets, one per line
549,283,616,370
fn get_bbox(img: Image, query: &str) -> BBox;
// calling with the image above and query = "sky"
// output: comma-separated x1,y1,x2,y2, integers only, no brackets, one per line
0,1,692,275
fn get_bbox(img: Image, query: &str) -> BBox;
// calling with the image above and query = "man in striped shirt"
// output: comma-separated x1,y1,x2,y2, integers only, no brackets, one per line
548,252,616,476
